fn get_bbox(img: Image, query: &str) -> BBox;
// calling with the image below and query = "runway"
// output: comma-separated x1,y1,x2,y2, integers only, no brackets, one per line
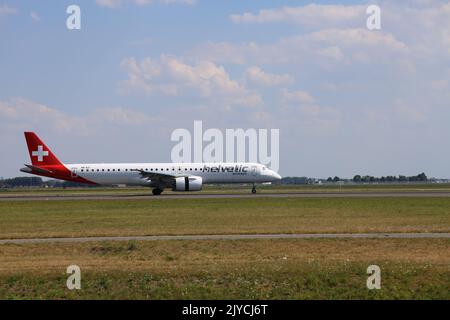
1,191,450,201
1,232,449,244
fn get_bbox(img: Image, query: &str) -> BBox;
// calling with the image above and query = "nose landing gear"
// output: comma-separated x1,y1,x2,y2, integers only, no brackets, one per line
251,183,257,194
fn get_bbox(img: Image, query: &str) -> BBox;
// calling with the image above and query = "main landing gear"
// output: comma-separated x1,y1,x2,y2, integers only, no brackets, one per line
251,183,257,194
152,188,163,196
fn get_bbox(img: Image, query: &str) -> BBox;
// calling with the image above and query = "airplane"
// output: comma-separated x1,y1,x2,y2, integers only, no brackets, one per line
20,132,282,195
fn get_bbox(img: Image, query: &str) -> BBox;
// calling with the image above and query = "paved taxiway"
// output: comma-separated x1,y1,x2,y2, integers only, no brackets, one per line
1,191,450,201
1,233,449,244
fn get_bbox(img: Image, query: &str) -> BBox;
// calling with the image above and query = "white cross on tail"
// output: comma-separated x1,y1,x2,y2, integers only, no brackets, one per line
32,145,49,162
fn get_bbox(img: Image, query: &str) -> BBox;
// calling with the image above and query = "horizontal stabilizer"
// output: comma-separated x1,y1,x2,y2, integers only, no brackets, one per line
20,164,54,175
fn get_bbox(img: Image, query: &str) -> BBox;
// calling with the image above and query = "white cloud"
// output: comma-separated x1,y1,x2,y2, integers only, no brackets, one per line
244,66,293,86
95,0,122,8
0,4,17,17
277,89,341,135
394,99,426,123
191,28,409,66
228,0,450,57
230,4,366,29
161,0,196,4
430,79,449,91
0,98,85,132
0,98,158,134
97,107,157,125
317,46,344,61
310,28,408,51
130,37,153,46
210,1,450,70
120,56,262,107
30,12,40,22
280,104,342,136
282,89,315,104
95,0,195,8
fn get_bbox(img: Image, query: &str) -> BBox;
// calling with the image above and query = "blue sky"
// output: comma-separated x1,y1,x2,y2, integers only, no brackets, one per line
1,0,449,178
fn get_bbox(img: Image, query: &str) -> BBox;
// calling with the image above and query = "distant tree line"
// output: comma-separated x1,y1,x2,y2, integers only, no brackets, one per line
0,177,44,188
352,173,427,183
282,173,429,185
0,177,95,188
326,176,343,183
326,173,428,183
280,177,311,185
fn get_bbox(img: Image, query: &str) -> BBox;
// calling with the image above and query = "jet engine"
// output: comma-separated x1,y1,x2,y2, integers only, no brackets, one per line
173,176,202,191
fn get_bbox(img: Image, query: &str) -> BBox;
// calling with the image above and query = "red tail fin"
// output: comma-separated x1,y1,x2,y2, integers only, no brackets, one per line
24,132,64,167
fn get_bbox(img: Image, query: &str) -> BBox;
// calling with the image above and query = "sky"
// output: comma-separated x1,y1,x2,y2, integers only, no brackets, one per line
0,0,449,179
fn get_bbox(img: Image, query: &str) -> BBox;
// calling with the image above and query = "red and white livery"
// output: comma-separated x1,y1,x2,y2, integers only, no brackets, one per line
21,132,281,195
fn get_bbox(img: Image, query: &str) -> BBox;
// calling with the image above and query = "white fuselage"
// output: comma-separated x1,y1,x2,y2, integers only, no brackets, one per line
66,162,281,187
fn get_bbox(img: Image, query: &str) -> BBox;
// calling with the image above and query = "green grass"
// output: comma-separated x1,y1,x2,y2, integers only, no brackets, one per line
1,193,449,299
3,266,448,299
0,239,449,299
0,197,449,239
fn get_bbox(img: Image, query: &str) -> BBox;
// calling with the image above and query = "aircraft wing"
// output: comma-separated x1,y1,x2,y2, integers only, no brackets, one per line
132,169,187,187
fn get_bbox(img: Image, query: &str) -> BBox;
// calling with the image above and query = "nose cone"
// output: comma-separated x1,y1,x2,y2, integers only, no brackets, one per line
273,171,282,181
270,170,282,182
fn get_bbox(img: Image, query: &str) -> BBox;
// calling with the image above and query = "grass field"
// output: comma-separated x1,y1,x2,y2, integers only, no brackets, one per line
0,197,450,239
0,188,449,299
0,239,449,299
